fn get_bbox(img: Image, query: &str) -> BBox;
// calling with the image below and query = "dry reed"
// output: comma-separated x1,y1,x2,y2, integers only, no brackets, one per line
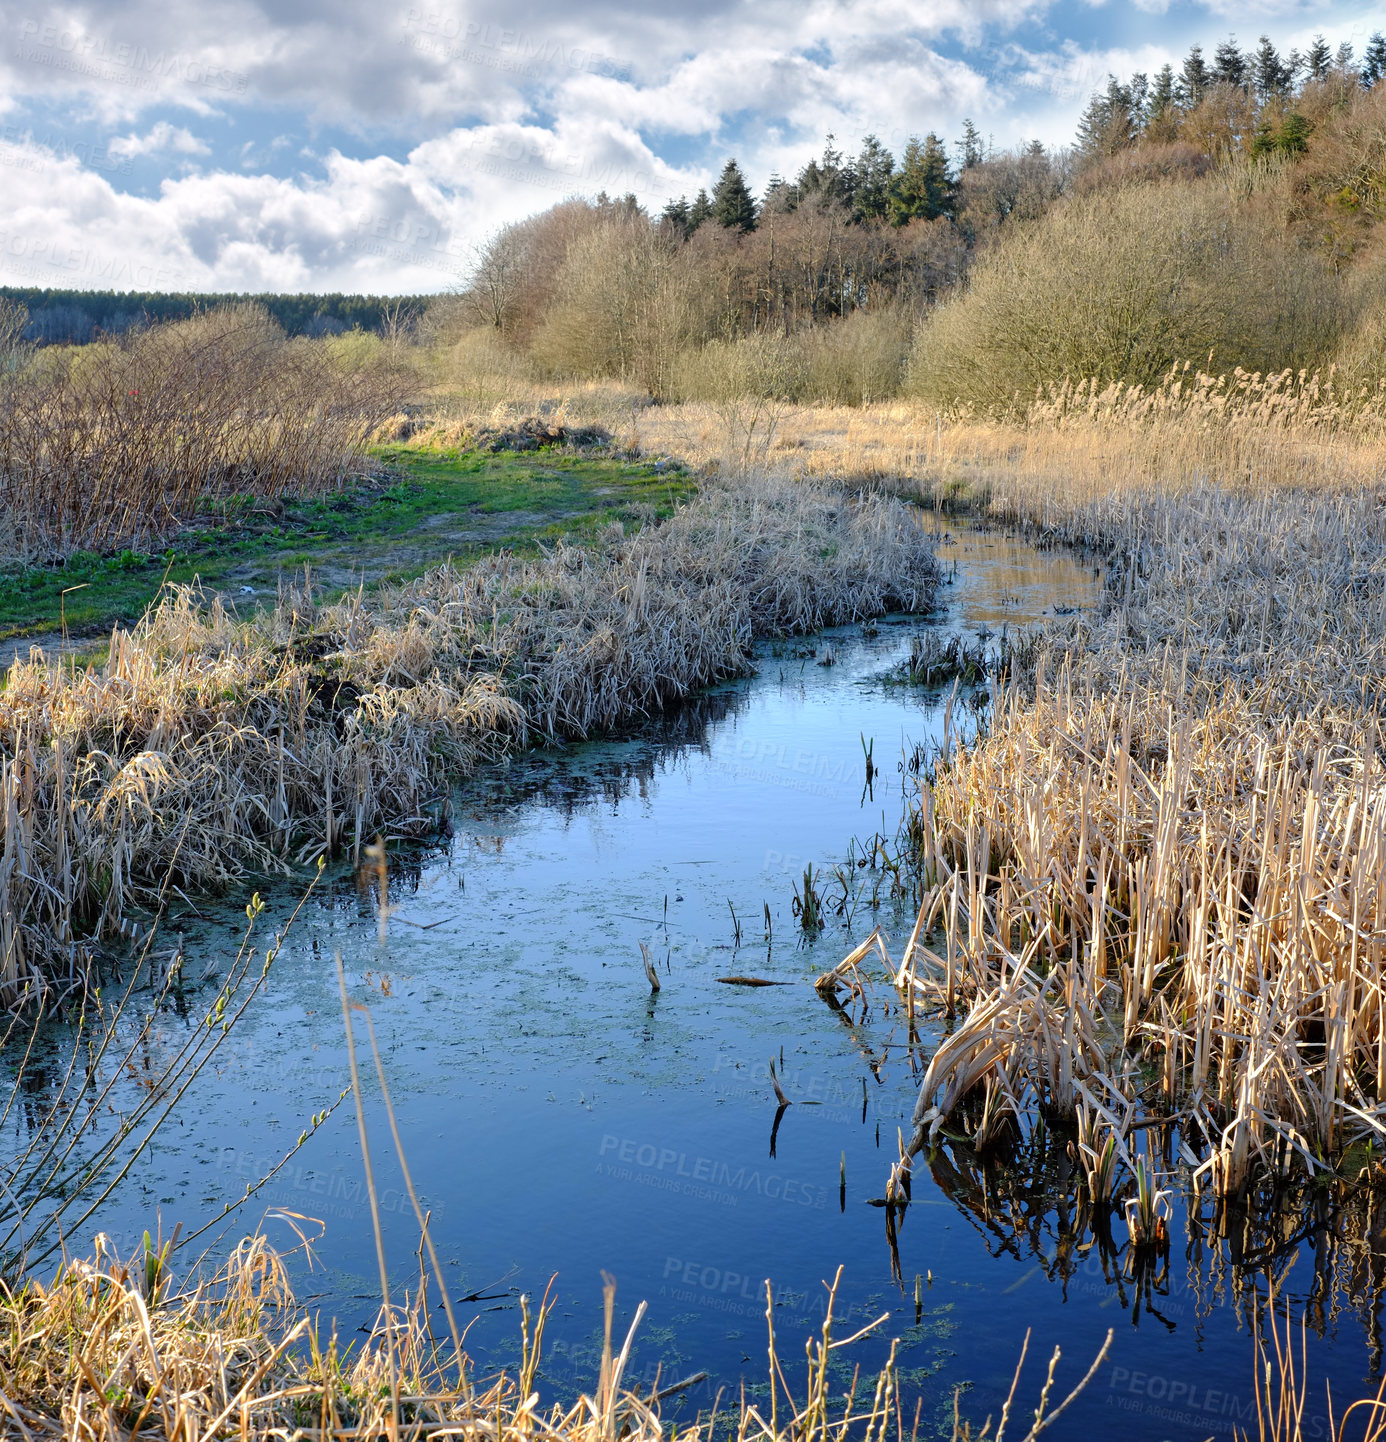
761,370,1386,1202
0,1227,1112,1442
0,474,938,1001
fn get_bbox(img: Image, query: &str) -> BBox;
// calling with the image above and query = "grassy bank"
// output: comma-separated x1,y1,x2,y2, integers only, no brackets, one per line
0,440,693,644
0,471,938,1001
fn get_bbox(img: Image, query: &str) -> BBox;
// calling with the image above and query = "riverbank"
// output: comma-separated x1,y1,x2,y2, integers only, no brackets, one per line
0,470,939,1000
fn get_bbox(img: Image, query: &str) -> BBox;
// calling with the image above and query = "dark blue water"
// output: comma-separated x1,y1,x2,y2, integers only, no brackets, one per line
31,527,1384,1440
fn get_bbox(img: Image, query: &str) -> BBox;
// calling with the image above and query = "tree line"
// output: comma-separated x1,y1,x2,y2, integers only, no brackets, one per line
1,288,429,345
450,24,1386,404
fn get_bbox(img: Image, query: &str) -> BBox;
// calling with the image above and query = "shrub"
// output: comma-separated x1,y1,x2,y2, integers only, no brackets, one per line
907,178,1345,411
0,304,408,557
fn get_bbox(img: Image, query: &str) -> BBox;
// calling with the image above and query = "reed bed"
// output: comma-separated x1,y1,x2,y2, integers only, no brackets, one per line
631,366,1386,502
797,380,1386,1203
0,475,939,1001
0,305,406,559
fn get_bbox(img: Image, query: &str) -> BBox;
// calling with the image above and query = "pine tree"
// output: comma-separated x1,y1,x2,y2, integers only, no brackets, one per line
958,119,984,169
1252,36,1290,100
661,196,691,238
1364,33,1386,88
711,160,756,231
1178,45,1210,107
1335,42,1355,75
796,136,854,209
1212,37,1248,89
851,135,894,221
1305,35,1332,80
1128,71,1150,125
1279,113,1312,153
1076,77,1136,159
1147,64,1177,119
889,133,954,224
762,173,796,214
687,189,713,233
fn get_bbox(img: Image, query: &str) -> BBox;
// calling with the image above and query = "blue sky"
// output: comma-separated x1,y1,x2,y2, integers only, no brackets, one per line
0,0,1380,293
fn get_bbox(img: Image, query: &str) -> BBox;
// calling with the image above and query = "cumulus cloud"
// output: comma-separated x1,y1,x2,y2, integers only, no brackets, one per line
109,119,209,157
0,0,1377,292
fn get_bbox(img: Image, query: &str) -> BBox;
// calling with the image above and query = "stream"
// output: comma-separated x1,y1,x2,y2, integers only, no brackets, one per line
20,523,1384,1440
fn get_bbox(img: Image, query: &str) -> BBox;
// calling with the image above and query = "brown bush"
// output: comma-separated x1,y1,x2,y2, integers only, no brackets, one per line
907,178,1346,411
0,304,408,558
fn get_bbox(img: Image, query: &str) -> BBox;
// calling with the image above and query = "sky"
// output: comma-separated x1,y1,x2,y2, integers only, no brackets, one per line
0,0,1380,295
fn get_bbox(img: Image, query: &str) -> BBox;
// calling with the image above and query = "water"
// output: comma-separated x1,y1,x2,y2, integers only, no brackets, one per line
20,525,1385,1439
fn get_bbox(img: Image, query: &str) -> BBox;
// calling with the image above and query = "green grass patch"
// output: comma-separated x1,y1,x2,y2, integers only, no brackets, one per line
0,445,695,641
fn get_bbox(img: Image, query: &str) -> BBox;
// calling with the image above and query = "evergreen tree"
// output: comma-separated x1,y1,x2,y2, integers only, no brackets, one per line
1025,138,1047,158
1147,64,1177,120
762,173,796,214
687,189,713,233
958,119,985,169
1279,112,1312,153
661,196,692,238
1305,35,1332,80
1252,112,1312,158
1178,45,1210,107
1212,37,1248,89
889,133,954,224
1076,77,1136,159
1364,33,1386,88
711,160,757,231
1335,42,1355,74
851,135,895,221
796,136,854,209
1252,36,1291,100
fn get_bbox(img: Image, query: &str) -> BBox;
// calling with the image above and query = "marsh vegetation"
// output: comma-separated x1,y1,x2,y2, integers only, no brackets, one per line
2,24,1386,1438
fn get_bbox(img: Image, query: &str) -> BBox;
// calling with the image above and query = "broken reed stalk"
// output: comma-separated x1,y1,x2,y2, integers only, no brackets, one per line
640,941,661,994
0,472,939,1004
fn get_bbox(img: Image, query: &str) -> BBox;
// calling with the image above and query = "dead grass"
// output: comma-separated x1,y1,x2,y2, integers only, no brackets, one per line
0,474,939,1001
764,369,1386,1202
0,1227,1110,1442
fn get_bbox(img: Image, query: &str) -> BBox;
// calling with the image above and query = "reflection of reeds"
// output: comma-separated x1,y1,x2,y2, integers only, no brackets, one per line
0,474,938,1000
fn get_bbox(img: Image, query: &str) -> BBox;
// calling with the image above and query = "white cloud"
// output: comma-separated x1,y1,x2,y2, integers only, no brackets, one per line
0,0,1378,292
109,120,209,157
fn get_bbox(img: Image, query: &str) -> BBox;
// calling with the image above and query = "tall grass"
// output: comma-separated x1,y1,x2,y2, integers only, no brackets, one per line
0,475,939,1000
0,304,407,559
